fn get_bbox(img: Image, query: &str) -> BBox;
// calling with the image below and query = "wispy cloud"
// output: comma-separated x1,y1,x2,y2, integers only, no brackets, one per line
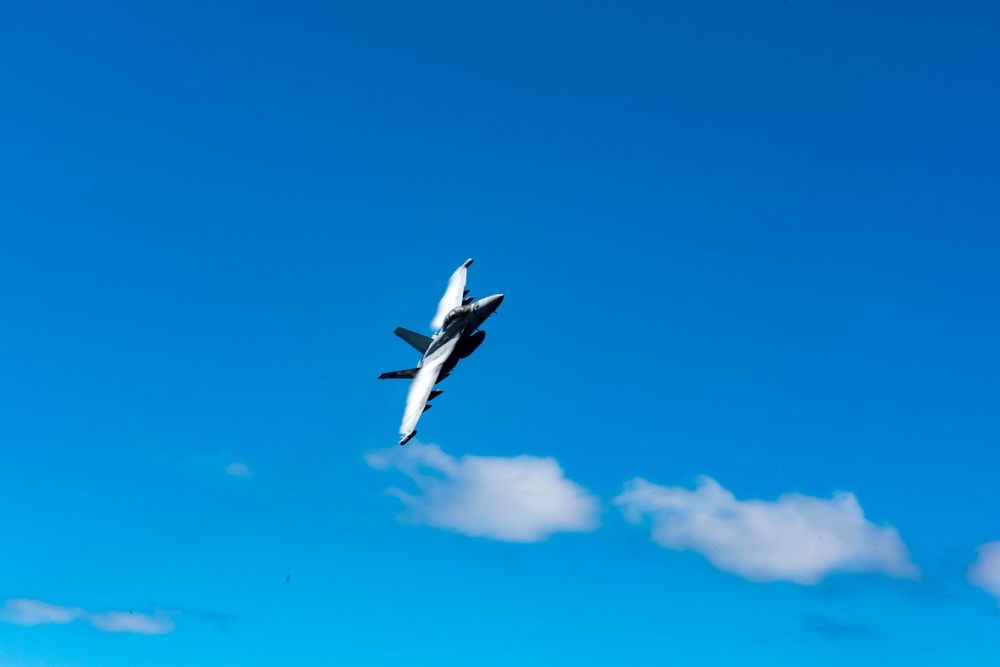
968,541,1000,604
181,608,238,632
365,442,599,542
0,599,174,635
797,613,873,640
614,476,918,584
87,610,174,635
225,461,250,478
0,599,80,626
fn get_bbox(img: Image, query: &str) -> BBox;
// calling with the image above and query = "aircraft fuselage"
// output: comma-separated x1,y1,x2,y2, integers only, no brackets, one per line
425,293,503,380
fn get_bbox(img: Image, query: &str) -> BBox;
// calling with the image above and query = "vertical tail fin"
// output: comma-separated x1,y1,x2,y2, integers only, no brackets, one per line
394,327,432,353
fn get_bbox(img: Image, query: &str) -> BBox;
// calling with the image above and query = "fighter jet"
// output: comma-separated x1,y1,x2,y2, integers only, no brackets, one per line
379,259,503,445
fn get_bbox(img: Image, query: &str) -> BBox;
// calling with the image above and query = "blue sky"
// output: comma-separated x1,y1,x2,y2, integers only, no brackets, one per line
2,1,999,664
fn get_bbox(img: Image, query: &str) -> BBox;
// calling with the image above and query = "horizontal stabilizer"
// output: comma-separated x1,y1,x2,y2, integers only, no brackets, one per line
394,327,432,354
378,368,420,380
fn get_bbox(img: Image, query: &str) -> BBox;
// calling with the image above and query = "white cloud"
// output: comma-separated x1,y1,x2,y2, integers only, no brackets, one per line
365,442,600,542
0,599,81,626
225,462,250,478
614,476,918,585
969,541,1000,603
0,599,174,635
88,610,174,635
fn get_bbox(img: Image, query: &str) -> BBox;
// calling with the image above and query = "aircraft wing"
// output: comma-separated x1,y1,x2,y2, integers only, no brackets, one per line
399,335,460,440
431,259,473,331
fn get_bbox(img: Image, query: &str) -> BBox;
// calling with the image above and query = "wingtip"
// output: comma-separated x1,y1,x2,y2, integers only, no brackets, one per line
463,258,473,268
399,430,416,446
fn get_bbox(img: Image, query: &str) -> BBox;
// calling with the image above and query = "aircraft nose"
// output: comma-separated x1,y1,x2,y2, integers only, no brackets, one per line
475,293,504,319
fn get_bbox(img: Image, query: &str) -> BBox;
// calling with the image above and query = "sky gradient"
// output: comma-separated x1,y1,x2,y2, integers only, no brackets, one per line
2,1,999,665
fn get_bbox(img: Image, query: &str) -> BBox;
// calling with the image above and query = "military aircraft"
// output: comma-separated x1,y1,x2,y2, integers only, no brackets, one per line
379,259,504,445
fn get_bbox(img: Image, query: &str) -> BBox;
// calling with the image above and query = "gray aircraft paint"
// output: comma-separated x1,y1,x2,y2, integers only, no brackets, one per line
379,259,503,445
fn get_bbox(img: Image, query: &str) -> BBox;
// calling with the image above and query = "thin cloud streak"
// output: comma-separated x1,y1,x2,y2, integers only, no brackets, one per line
0,599,174,635
0,599,80,626
797,613,874,640
87,611,174,635
615,476,918,585
366,442,600,542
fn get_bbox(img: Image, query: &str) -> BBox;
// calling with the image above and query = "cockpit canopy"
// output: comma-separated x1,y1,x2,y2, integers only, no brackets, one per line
442,306,470,329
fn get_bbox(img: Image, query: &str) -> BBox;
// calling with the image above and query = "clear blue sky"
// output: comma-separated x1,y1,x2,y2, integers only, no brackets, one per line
2,1,999,664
